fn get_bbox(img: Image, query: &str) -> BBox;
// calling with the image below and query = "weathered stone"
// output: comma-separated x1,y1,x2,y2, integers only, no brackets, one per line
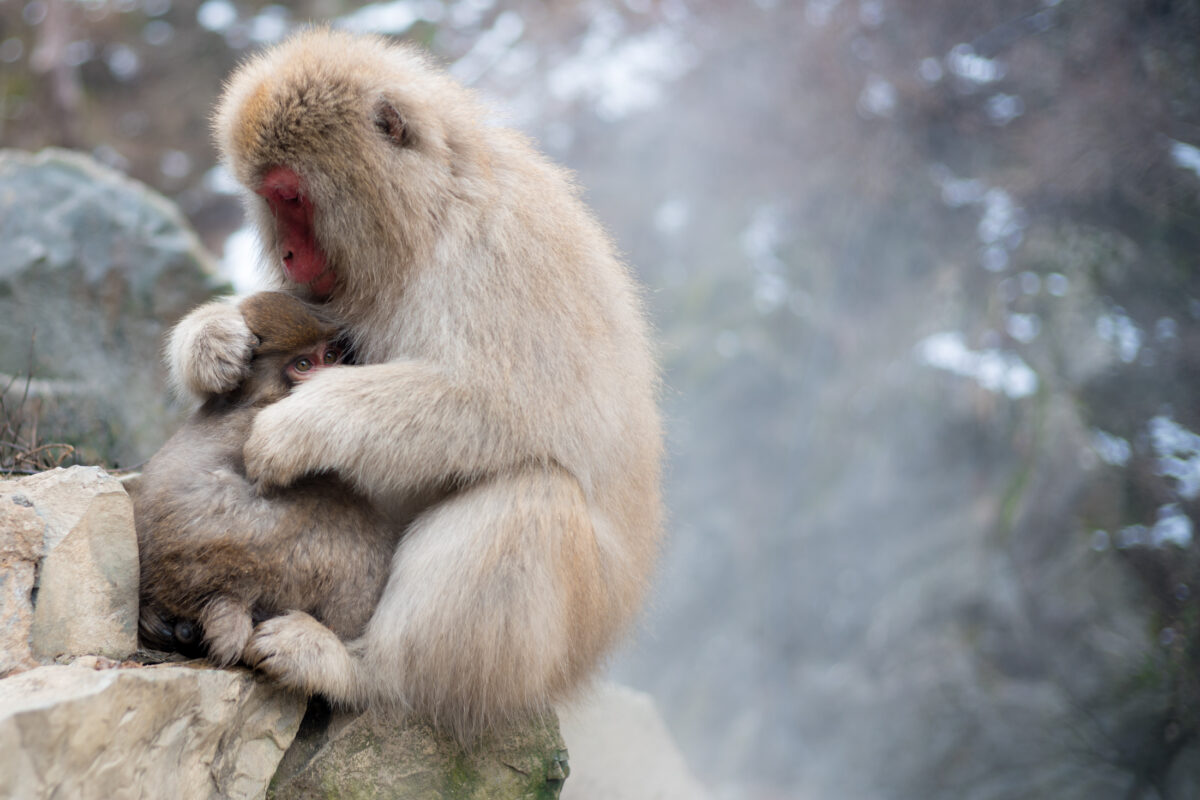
558,683,709,800
0,468,706,800
269,703,570,799
2,466,139,662
0,661,305,800
0,495,44,677
0,148,229,468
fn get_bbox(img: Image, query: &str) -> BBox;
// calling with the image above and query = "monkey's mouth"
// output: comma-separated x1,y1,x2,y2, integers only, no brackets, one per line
258,166,335,299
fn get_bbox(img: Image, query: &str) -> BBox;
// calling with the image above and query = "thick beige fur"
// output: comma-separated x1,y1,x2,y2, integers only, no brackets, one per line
136,292,396,667
170,28,663,741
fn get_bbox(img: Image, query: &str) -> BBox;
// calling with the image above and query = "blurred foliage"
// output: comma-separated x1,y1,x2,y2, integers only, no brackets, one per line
1,370,77,476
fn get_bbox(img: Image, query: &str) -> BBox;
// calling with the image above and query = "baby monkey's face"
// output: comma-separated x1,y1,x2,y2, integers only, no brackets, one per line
285,340,343,385
240,336,346,408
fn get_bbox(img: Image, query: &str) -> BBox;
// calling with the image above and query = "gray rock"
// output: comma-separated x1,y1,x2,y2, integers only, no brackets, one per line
0,466,138,663
269,703,570,799
0,148,229,469
0,661,305,800
0,494,43,677
1,464,577,800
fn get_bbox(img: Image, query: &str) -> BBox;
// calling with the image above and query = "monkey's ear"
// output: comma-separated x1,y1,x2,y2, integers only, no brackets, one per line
374,100,413,148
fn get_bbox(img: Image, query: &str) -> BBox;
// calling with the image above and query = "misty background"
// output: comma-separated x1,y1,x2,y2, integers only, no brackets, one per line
3,1,1200,798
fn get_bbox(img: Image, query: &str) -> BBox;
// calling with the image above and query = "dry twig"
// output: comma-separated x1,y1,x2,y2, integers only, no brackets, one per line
1,334,78,477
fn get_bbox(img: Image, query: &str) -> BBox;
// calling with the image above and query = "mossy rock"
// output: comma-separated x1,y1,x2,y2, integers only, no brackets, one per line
269,700,569,800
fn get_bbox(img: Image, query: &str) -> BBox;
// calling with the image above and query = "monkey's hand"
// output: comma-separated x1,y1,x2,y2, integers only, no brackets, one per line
245,611,358,701
167,299,257,399
242,385,330,489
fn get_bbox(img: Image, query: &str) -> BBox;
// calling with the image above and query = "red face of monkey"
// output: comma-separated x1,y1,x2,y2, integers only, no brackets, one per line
257,166,336,299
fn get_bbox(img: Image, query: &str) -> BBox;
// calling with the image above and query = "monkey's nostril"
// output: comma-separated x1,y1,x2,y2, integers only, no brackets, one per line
283,250,294,261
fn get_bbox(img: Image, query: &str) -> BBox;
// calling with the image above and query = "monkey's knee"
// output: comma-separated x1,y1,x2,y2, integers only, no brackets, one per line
387,470,603,716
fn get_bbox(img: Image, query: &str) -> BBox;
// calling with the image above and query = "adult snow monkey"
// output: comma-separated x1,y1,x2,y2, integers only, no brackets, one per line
169,28,663,742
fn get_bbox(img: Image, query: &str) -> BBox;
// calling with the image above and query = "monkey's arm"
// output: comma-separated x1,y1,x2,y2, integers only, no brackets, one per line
243,361,527,496
167,299,257,399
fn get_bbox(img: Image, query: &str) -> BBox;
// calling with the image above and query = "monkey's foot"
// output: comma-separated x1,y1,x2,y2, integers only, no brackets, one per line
201,597,253,667
245,611,357,700
138,605,177,652
139,606,205,657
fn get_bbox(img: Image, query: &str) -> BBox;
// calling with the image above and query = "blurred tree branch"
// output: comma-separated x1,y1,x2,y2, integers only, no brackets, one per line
28,0,81,147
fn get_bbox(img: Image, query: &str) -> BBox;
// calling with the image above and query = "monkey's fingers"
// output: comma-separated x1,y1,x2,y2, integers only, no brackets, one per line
245,611,358,701
167,300,257,398
138,605,179,651
243,395,320,489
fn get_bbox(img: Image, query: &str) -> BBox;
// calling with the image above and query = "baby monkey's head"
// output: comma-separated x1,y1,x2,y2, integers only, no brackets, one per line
237,291,346,406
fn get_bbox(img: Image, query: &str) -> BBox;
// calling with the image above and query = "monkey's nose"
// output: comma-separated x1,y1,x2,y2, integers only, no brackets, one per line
284,250,294,261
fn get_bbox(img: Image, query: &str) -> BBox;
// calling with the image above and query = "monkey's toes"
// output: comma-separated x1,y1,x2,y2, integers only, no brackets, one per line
246,611,354,697
205,625,253,668
138,606,178,651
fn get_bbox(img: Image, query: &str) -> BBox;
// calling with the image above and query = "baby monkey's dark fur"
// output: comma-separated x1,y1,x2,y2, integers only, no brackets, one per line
130,292,396,665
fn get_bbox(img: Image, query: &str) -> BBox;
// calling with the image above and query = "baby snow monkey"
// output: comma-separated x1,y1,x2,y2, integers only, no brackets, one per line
131,291,396,666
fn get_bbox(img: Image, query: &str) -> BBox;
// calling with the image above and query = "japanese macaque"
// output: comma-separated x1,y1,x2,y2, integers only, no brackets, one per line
131,291,396,667
169,28,663,741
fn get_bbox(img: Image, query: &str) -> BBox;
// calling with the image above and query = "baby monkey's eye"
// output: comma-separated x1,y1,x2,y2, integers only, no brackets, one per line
323,348,340,365
292,357,314,373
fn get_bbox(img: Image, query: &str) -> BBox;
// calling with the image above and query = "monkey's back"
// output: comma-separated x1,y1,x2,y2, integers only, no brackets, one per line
132,406,396,641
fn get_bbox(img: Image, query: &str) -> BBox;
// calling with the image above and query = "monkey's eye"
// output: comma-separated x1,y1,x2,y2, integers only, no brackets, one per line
292,357,314,373
322,348,340,365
